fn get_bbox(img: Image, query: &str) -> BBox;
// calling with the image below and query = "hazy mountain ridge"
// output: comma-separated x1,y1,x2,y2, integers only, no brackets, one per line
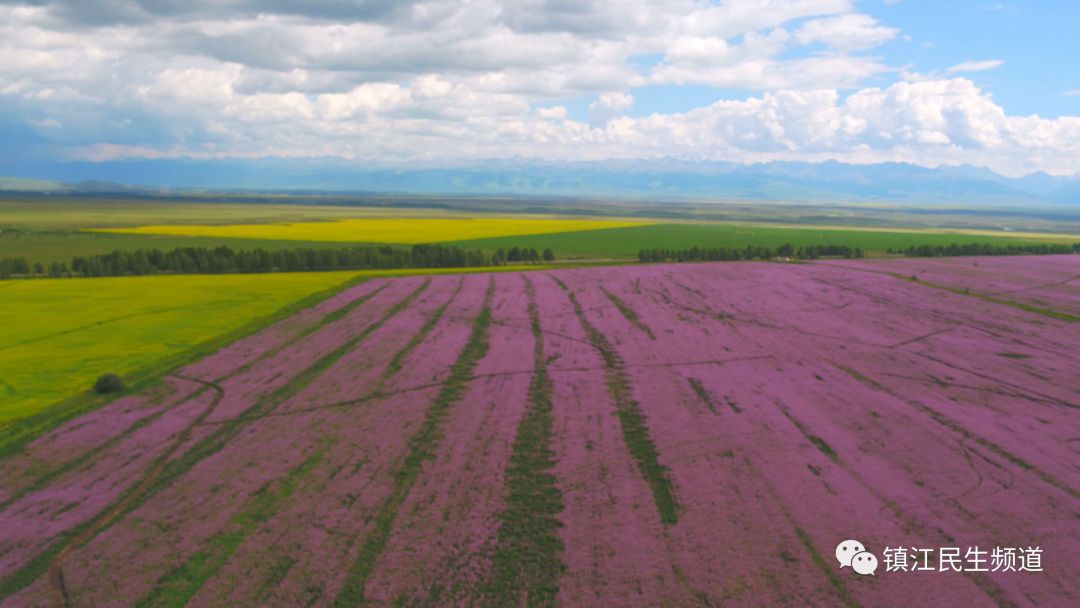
2,158,1078,205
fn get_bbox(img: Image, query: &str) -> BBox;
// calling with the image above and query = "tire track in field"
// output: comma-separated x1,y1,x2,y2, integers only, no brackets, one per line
652,271,1077,411
0,279,383,470
133,438,334,608
988,274,1080,296
0,305,211,352
152,278,465,604
580,270,1023,606
0,280,430,603
814,261,1080,323
49,373,226,607
0,381,202,515
904,350,1078,410
210,281,391,384
376,276,465,388
737,387,1015,606
834,363,1079,501
194,354,776,426
789,376,1021,608
331,277,495,607
740,457,861,608
551,275,679,525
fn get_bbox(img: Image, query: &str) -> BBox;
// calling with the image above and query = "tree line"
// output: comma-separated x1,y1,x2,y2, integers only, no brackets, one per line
886,242,1080,257
641,241,1080,264
0,244,557,279
638,243,864,263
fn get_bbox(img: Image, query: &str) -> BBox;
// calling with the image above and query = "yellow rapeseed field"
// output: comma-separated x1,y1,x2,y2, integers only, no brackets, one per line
90,217,652,243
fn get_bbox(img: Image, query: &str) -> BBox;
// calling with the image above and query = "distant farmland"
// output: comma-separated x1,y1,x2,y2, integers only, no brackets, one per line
0,257,1076,606
4,197,1077,264
91,217,1078,259
90,217,652,243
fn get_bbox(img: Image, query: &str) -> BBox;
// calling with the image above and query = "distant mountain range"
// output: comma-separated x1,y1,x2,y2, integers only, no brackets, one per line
2,158,1078,206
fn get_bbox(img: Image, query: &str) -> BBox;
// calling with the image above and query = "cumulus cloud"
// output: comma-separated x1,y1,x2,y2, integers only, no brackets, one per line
795,14,898,50
0,1,1077,175
588,92,634,127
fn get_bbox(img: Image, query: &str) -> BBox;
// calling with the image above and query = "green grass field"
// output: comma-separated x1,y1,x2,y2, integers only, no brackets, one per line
452,223,1079,258
0,272,364,424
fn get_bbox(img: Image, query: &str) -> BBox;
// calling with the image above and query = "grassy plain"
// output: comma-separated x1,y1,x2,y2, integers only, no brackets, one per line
453,222,1080,258
4,197,1078,264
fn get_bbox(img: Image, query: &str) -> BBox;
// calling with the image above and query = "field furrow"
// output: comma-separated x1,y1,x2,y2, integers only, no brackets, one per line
534,273,696,607
330,277,496,606
361,273,533,606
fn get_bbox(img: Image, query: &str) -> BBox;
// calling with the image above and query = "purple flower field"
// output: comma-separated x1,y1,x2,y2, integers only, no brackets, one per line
0,257,1076,607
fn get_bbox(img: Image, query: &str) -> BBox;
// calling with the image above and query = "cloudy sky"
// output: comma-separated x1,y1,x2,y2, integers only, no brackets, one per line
2,0,1078,177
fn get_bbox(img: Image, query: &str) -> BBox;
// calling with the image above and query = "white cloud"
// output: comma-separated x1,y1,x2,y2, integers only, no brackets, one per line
588,91,634,126
795,14,898,51
1063,90,1080,97
948,59,1004,73
0,1,1076,176
71,77,1080,177
536,106,568,120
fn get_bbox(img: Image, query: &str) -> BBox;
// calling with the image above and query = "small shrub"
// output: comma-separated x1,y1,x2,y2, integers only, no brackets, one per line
93,373,125,394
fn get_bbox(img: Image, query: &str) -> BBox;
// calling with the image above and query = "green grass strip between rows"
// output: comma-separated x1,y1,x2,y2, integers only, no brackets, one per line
480,275,566,607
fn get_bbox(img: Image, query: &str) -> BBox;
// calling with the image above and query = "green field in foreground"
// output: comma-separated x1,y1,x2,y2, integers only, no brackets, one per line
452,223,1079,259
0,271,364,424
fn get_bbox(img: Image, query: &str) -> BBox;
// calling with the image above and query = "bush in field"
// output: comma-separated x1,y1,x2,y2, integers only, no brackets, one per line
93,373,125,394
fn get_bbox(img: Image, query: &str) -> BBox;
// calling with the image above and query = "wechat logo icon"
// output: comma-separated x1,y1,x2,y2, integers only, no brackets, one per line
836,539,878,576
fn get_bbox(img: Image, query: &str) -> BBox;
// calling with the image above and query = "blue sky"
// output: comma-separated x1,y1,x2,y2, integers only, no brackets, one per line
873,1,1080,118
1,0,1078,177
